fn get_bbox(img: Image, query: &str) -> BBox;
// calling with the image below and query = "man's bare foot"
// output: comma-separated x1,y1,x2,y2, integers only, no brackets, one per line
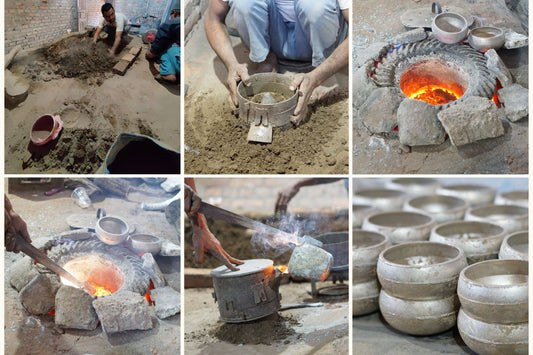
249,51,279,74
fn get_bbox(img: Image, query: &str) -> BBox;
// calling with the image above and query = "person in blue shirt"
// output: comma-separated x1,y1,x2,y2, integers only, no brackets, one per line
146,4,181,84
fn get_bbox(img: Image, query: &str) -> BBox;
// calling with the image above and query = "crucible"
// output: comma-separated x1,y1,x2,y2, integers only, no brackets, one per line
437,184,496,207
379,290,459,335
465,204,528,233
499,231,528,261
352,204,378,228
404,194,468,223
377,241,467,300
457,259,528,324
385,178,441,196
494,190,528,208
95,216,129,245
458,309,528,355
431,12,468,44
353,279,380,316
362,211,435,244
353,229,389,283
430,221,505,263
353,189,407,212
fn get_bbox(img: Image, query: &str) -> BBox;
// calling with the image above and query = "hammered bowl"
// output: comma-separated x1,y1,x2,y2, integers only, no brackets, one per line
404,194,468,223
499,231,528,261
385,178,441,197
494,190,528,208
353,189,407,212
437,184,496,207
353,204,378,228
353,279,380,316
353,229,389,283
465,204,528,234
362,211,435,244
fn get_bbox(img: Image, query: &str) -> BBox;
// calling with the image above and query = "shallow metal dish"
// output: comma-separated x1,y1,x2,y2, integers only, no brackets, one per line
468,26,505,51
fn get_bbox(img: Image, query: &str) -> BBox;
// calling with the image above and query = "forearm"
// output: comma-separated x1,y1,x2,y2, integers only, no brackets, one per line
295,178,343,189
111,31,122,53
93,27,102,42
308,37,348,85
204,11,240,71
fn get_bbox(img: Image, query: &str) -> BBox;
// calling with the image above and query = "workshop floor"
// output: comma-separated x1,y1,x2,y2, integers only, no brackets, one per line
5,34,180,174
353,0,528,174
4,185,180,354
184,282,349,354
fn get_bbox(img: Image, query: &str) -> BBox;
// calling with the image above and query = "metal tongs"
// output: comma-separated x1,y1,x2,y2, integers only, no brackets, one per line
15,233,96,295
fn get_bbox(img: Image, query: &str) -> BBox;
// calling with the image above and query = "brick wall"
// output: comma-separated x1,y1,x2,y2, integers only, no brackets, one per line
5,0,78,53
87,0,105,27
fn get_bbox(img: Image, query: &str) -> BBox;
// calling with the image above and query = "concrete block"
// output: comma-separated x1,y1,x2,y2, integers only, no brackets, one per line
497,83,528,122
129,46,142,57
19,274,61,315
160,239,180,257
437,96,504,146
141,253,167,288
353,61,379,109
121,53,135,62
149,286,181,319
355,41,388,69
398,98,446,146
360,87,402,134
504,30,528,49
113,60,130,75
92,290,153,333
288,244,333,281
55,285,98,330
392,28,427,45
9,256,39,292
485,49,513,87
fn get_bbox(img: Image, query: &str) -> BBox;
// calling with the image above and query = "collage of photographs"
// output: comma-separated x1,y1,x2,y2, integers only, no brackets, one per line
2,0,529,354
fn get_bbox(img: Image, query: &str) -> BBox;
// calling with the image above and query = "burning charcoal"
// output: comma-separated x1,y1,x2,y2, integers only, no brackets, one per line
92,290,153,333
437,96,504,146
497,84,528,122
149,286,181,319
141,253,167,288
392,28,427,45
55,285,98,330
397,98,446,146
160,239,181,257
360,87,402,134
9,256,39,292
19,274,61,315
485,49,513,87
288,243,333,281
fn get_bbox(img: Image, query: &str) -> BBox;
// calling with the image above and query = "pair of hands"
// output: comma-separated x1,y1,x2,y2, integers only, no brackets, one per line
226,64,319,126
184,185,243,271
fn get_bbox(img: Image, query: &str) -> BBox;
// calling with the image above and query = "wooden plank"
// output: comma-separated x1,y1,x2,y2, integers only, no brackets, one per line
112,60,130,75
121,53,135,62
184,268,213,288
129,46,142,58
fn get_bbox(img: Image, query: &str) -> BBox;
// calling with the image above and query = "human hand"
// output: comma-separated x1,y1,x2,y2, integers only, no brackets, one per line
289,73,320,126
192,224,243,271
227,63,250,110
107,48,115,57
275,185,300,215
184,184,201,215
5,201,31,253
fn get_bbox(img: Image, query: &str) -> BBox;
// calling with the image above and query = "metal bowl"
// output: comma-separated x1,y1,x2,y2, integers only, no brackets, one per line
385,178,441,196
377,241,467,300
95,216,129,245
465,204,528,233
437,184,496,207
458,309,528,355
354,189,407,212
432,12,468,44
353,229,389,283
362,211,435,244
353,279,380,316
404,194,468,223
430,221,506,263
129,234,162,255
468,26,505,51
379,290,459,335
494,190,528,208
499,231,528,261
352,204,378,228
457,259,528,324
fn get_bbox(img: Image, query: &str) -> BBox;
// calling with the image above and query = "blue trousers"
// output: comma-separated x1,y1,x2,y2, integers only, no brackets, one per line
227,0,347,67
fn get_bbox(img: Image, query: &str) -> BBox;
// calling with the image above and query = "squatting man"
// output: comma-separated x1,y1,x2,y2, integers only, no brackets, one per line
205,0,349,125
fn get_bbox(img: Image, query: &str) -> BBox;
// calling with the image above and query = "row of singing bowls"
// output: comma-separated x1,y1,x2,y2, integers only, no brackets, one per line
430,221,506,263
465,204,528,234
362,211,436,244
377,241,467,335
457,259,528,354
499,231,528,260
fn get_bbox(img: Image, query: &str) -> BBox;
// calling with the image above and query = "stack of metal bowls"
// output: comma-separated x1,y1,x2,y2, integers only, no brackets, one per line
457,259,528,354
353,230,390,316
377,241,467,335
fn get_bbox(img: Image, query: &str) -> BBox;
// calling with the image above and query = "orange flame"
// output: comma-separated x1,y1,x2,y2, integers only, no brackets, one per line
145,280,155,305
319,269,330,282
277,265,289,273
91,284,112,296
408,86,461,105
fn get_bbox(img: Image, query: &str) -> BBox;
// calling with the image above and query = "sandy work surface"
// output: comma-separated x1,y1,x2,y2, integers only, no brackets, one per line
353,0,528,174
5,33,180,174
4,183,180,354
184,15,349,174
184,284,349,354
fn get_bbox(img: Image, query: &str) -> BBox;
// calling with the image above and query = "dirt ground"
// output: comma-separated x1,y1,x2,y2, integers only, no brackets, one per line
353,0,528,174
5,32,180,174
4,180,180,354
184,14,349,174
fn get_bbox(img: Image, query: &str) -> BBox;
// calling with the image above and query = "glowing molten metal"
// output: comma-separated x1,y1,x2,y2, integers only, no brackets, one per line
277,265,289,273
91,284,112,296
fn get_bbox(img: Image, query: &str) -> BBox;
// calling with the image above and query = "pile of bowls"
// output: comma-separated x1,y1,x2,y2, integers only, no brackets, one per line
457,259,528,354
430,221,506,264
377,241,467,335
362,211,436,244
353,230,390,316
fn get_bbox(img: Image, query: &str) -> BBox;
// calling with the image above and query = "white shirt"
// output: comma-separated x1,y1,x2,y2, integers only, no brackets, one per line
223,0,349,23
98,12,128,32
